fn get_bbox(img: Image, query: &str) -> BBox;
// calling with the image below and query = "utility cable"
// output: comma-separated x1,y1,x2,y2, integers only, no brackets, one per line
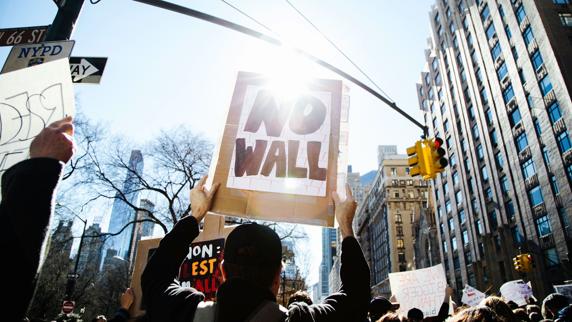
219,0,276,35
132,0,428,136
284,0,394,103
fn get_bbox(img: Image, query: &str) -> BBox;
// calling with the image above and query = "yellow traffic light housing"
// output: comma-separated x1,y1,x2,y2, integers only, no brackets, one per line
522,253,533,272
513,255,524,272
407,138,449,180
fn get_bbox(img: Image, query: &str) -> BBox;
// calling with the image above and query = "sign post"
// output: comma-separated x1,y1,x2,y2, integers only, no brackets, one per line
61,300,75,314
1,40,75,74
0,26,49,47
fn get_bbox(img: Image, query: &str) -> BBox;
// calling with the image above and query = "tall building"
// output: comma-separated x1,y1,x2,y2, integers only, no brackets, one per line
51,220,74,260
128,199,155,266
318,227,337,299
417,0,572,297
355,151,434,297
101,150,144,266
77,223,104,274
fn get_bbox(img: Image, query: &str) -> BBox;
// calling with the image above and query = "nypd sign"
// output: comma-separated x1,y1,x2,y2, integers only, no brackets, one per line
1,40,75,74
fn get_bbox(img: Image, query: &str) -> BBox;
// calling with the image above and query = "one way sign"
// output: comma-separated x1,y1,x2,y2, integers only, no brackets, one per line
69,57,107,84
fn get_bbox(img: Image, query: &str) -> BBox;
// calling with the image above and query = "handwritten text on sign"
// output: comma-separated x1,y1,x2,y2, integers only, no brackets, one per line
389,264,447,318
227,87,331,197
0,59,74,174
179,239,224,301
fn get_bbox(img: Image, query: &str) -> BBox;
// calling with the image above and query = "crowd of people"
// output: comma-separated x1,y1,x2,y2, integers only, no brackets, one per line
3,116,572,321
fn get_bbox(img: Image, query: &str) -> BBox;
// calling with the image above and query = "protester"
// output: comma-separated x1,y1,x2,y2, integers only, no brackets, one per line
287,291,313,307
407,307,424,322
528,311,542,322
377,312,406,322
1,117,75,321
542,293,572,321
142,180,370,321
449,306,501,322
369,297,399,321
513,308,530,321
103,287,135,322
481,296,516,321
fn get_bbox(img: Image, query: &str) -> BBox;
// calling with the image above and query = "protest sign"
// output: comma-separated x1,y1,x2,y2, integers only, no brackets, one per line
179,238,224,300
500,280,533,306
207,71,349,226
462,284,486,307
130,215,235,317
388,264,447,317
0,58,74,175
554,283,572,299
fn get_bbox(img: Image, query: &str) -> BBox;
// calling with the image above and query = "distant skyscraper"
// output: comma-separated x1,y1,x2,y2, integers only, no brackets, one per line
319,227,337,298
77,223,104,274
128,199,155,266
377,145,398,166
102,150,144,265
51,220,74,259
417,0,572,297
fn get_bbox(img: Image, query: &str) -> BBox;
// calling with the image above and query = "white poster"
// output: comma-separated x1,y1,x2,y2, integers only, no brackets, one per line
389,264,447,317
0,59,75,175
226,85,332,197
500,280,533,306
462,284,486,307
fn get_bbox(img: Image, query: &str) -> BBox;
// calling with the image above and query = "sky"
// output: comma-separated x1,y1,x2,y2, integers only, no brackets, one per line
1,0,435,286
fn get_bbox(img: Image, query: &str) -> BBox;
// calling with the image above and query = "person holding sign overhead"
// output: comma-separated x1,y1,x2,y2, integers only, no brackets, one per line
0,117,75,321
141,178,370,321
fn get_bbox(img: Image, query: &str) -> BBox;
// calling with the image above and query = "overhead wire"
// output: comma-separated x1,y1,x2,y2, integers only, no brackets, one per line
284,0,394,103
219,0,276,35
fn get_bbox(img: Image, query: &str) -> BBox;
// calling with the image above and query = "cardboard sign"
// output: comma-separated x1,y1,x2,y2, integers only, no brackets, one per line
0,59,74,175
462,284,486,307
554,284,572,299
500,280,533,306
208,71,349,226
389,264,447,317
179,238,224,300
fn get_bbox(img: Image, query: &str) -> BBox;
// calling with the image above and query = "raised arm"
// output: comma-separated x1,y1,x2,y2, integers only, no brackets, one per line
141,177,219,321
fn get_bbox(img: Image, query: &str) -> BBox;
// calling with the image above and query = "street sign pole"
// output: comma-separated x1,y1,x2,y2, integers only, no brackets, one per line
45,0,86,41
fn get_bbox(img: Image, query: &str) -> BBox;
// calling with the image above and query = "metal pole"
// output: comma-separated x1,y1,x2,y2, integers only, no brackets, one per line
45,0,86,41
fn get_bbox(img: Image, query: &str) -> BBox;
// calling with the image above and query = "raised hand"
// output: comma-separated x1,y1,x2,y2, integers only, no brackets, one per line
190,176,220,223
30,116,75,163
332,184,357,239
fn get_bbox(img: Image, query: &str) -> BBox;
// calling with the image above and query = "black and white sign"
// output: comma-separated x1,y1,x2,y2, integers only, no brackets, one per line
69,57,108,84
1,40,75,74
0,26,49,47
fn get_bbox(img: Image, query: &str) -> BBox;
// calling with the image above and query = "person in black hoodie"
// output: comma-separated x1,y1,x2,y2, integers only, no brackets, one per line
1,117,75,321
141,178,370,321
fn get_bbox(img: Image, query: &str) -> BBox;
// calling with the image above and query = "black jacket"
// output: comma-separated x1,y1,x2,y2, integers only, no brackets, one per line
0,158,64,321
142,215,370,321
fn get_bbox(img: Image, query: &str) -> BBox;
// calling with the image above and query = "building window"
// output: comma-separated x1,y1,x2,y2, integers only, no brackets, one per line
501,176,510,194
534,118,542,136
477,219,484,235
516,6,526,24
496,152,504,167
456,191,463,205
396,214,403,223
396,226,404,236
453,171,459,186
536,215,552,237
436,72,442,86
444,182,449,194
516,133,529,152
469,105,476,119
444,119,450,132
481,166,489,182
491,130,498,146
560,13,572,27
503,84,515,103
539,76,553,96
512,227,524,244
481,5,490,20
489,211,498,230
491,43,502,60
459,209,466,224
432,58,439,71
462,230,469,246
551,175,560,195
450,153,457,167
567,164,572,182
477,144,484,160
523,26,534,45
522,159,536,179
531,50,544,70
452,237,458,251
528,185,544,207
398,252,406,263
486,24,496,40
449,218,455,232
391,168,397,176
557,132,572,153
485,187,493,200
506,201,516,220
397,239,404,248
472,124,480,139
554,0,571,4
443,241,448,253
543,147,551,165
486,109,493,125
446,200,452,213
544,248,560,267
510,108,522,126
497,62,508,80
548,101,563,123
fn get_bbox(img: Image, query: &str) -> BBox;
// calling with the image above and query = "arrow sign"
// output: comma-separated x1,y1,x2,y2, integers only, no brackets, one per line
69,57,107,84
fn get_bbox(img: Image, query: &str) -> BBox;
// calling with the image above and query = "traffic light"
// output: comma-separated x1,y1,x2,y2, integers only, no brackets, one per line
407,141,427,178
522,253,533,272
428,138,448,176
513,254,524,272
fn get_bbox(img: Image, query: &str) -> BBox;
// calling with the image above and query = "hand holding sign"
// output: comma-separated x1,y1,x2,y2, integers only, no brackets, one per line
333,184,356,239
191,176,220,223
29,116,75,163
